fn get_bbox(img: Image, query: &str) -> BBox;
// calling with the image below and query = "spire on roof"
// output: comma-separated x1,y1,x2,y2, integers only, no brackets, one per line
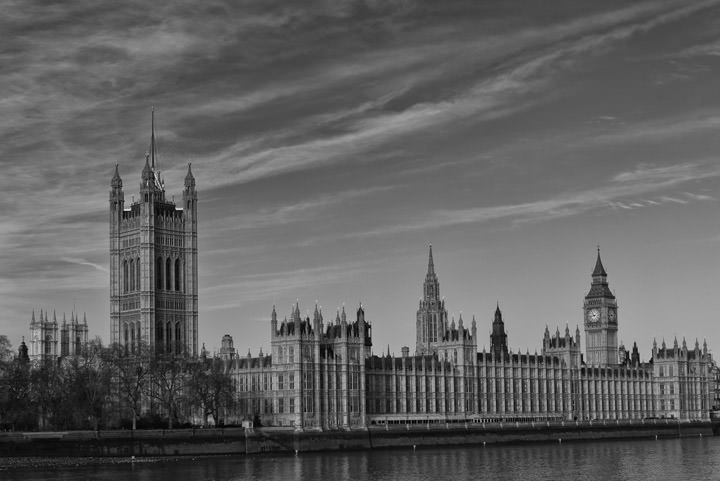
494,302,502,323
427,244,435,276
150,107,157,169
83,312,87,325
31,309,35,322
185,162,195,189
592,246,607,277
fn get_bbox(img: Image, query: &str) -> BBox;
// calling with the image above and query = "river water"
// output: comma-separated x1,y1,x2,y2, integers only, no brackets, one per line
6,436,720,481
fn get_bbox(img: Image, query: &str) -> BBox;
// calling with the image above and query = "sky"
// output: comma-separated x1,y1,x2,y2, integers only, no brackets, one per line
2,0,720,360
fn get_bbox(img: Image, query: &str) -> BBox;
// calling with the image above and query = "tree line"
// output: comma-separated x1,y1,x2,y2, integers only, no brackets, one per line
0,336,236,431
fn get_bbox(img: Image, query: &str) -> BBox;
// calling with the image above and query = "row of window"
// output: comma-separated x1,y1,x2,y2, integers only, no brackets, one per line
121,257,184,293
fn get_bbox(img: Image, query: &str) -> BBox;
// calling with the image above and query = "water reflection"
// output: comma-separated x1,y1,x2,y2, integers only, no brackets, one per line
4,436,719,481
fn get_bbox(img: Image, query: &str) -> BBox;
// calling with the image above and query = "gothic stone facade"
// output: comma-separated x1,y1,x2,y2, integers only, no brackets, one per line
109,118,198,356
28,309,88,363
223,247,715,429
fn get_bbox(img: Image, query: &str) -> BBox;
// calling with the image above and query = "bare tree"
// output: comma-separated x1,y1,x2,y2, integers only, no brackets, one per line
0,358,33,430
65,338,112,430
146,354,190,429
188,356,235,427
104,342,151,430
0,335,13,363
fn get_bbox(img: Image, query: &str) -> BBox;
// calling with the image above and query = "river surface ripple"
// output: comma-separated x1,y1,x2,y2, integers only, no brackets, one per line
5,436,720,481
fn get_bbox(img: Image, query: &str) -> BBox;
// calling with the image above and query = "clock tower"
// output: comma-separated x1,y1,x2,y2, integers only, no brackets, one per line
583,248,618,366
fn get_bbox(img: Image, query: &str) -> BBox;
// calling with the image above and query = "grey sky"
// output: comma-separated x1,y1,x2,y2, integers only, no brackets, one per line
1,0,719,359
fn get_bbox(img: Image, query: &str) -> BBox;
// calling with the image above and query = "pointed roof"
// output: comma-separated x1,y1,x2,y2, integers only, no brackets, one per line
185,162,195,188
427,244,435,276
142,153,153,181
494,302,503,323
592,246,607,277
111,163,122,188
586,247,614,299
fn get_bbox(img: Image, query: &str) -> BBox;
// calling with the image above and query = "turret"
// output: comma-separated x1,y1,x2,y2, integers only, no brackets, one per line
271,305,278,335
110,164,124,213
631,342,640,366
18,338,29,362
183,162,197,210
490,302,508,359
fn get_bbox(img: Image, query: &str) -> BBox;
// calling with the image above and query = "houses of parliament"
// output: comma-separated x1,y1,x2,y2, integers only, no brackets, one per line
9,119,694,428
100,124,716,429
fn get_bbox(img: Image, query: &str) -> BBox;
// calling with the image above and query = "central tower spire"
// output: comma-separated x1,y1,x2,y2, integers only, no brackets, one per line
427,244,435,276
416,244,448,355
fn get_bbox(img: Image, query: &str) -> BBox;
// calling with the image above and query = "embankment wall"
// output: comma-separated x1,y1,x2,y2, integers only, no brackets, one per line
0,420,715,458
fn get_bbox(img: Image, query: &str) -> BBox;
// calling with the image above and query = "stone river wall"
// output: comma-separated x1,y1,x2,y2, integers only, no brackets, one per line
0,419,715,458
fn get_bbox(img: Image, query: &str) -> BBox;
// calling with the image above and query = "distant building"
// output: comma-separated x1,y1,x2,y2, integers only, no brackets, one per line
109,112,198,357
223,246,716,429
28,309,88,363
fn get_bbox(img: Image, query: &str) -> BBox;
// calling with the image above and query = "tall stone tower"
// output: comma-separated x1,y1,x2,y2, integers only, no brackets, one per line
416,245,448,355
583,248,618,366
109,112,198,357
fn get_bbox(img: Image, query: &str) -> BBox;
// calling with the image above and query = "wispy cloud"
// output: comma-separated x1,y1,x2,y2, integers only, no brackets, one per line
318,162,720,239
200,261,378,310
60,257,109,273
185,0,720,188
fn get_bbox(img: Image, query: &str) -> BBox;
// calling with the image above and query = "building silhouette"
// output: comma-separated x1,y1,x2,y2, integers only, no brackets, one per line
109,112,198,357
223,245,715,429
101,158,716,428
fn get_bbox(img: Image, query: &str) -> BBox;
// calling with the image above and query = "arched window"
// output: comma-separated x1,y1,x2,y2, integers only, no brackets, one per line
123,324,129,355
130,322,135,354
165,321,172,354
156,257,163,289
136,257,141,291
156,322,164,354
166,258,172,291
175,322,182,355
175,259,181,291
123,260,128,293
129,259,135,291
136,323,141,352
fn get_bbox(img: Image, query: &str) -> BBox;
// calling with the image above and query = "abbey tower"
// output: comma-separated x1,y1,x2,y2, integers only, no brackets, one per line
109,113,198,356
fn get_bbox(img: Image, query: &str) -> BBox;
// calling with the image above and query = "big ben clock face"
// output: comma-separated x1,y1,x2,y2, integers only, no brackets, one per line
587,309,600,322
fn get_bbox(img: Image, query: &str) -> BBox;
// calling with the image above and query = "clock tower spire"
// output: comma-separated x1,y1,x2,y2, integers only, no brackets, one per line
583,247,618,366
